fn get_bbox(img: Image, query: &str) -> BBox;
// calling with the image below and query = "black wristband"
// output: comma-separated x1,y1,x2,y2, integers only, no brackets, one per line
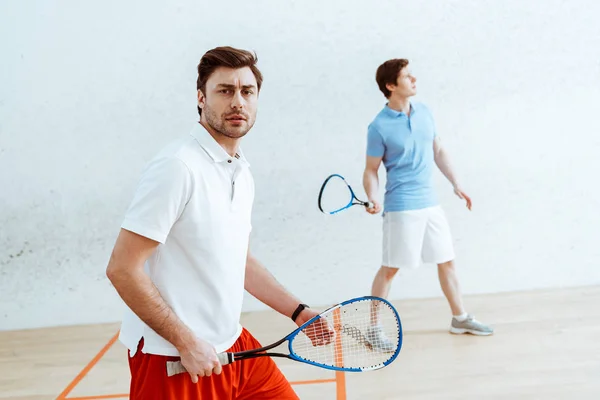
291,303,309,322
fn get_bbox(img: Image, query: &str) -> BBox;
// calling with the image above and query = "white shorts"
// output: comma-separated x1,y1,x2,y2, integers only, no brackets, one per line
382,205,455,269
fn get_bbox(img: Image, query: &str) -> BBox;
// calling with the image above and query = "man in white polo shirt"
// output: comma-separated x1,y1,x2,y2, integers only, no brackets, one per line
106,46,332,400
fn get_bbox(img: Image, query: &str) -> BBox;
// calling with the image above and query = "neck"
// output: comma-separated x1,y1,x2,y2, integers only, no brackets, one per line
199,120,239,157
387,96,411,115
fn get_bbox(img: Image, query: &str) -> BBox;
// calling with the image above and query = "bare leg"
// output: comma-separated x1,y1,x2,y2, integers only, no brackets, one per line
437,260,466,316
370,266,398,325
372,266,398,297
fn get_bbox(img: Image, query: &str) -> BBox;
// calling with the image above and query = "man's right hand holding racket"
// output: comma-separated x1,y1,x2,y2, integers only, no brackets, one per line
366,199,382,214
294,307,336,346
176,335,223,383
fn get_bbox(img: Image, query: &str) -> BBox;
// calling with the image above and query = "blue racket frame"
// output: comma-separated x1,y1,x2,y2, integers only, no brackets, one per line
284,295,403,372
318,173,373,214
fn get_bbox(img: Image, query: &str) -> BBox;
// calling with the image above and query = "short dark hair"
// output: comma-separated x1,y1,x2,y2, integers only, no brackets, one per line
375,58,409,98
196,46,264,117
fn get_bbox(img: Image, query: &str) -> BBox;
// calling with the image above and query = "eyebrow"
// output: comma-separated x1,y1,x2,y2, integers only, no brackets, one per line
216,83,256,90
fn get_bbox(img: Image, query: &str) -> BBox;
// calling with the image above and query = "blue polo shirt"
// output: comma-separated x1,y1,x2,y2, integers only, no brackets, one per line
366,102,438,212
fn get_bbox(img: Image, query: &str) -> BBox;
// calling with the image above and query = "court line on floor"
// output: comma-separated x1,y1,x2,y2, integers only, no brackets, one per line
57,330,346,400
57,332,120,400
336,371,346,400
333,308,347,400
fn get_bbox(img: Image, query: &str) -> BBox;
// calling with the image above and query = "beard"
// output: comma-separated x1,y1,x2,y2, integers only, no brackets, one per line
202,103,255,139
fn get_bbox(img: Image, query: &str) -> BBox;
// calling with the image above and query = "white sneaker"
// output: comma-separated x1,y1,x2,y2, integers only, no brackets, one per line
450,314,494,336
365,325,396,352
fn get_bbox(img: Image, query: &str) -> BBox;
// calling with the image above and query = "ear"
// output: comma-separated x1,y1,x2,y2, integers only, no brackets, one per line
385,82,396,93
197,89,205,110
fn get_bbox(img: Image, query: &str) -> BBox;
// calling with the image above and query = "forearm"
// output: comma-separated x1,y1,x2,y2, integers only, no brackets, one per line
108,260,195,350
434,149,459,188
244,253,302,320
363,169,379,201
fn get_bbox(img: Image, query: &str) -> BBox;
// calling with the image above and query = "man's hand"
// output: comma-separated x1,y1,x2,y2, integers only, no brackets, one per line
366,199,382,214
454,186,472,210
296,308,336,346
177,337,223,383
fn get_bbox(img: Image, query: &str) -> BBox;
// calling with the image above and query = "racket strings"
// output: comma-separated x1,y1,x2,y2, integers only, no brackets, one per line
291,299,400,370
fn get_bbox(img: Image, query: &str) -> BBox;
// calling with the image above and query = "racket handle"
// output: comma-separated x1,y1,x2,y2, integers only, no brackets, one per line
166,352,233,377
166,360,187,376
218,352,232,365
366,201,374,209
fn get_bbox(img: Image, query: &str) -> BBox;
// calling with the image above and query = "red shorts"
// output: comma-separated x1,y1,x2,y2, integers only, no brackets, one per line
128,328,299,400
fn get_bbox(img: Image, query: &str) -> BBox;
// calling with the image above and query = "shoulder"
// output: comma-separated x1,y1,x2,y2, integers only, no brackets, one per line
368,108,390,135
367,121,384,141
141,138,196,181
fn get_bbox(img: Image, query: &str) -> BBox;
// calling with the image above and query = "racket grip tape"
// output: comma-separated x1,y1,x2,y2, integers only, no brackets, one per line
166,352,233,377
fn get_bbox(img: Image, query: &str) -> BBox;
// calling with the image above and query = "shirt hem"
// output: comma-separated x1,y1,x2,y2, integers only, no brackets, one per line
383,200,440,213
119,324,244,357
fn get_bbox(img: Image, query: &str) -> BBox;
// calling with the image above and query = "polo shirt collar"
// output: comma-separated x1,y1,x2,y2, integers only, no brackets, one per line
190,122,250,167
383,102,415,117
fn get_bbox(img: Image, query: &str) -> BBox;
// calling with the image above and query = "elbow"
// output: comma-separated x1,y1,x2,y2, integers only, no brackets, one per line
433,151,443,166
364,168,378,182
105,253,122,285
106,261,132,292
106,262,117,284
363,167,375,177
434,146,446,160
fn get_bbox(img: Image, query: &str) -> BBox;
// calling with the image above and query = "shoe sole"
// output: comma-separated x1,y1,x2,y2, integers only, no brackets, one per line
367,342,396,353
449,327,494,336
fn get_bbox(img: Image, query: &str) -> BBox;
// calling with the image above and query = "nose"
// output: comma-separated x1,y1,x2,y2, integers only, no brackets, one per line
231,90,244,110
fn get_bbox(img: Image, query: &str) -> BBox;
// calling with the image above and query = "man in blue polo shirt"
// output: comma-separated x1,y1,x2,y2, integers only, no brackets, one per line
363,58,493,347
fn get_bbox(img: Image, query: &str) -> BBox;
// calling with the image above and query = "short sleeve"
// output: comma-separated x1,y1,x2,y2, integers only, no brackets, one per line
366,124,385,157
121,156,193,244
422,104,438,138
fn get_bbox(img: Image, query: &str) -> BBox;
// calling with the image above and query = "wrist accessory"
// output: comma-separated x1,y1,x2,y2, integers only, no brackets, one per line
291,303,309,322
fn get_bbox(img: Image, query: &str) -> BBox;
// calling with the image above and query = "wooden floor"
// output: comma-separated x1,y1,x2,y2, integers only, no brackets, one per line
2,286,600,400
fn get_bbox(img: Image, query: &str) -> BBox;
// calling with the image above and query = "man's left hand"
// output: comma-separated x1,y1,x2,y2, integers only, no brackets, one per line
295,308,336,346
454,186,472,210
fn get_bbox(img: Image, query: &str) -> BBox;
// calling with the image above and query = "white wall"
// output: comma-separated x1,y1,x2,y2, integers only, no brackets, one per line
2,0,600,331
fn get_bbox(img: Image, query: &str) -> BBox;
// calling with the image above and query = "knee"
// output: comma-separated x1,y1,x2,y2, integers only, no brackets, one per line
438,260,455,271
379,266,398,281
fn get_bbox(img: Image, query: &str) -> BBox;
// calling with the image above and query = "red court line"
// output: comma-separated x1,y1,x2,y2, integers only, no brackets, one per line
332,308,347,400
335,371,347,400
57,332,120,400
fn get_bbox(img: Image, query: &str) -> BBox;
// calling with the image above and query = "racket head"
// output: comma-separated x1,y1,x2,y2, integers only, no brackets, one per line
287,296,402,372
317,174,355,214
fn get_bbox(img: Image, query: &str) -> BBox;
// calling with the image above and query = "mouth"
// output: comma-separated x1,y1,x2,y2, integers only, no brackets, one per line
225,114,247,122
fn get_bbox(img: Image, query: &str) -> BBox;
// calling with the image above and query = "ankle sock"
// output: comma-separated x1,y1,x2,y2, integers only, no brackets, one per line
453,312,468,322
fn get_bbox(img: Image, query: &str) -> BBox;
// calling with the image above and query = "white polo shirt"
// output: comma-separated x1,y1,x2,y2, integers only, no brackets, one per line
118,122,254,357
